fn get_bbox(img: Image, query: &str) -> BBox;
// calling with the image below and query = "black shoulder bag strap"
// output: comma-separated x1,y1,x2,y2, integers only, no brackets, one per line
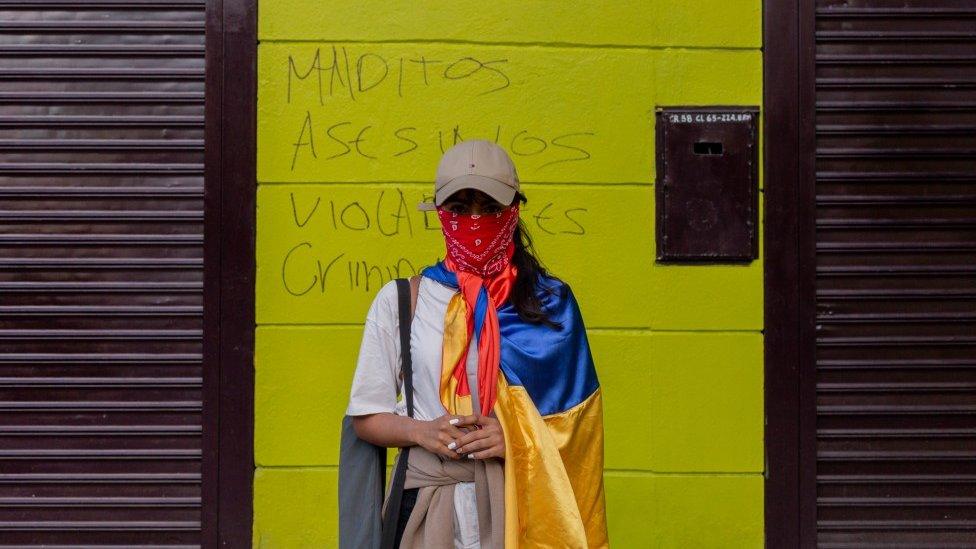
379,278,416,549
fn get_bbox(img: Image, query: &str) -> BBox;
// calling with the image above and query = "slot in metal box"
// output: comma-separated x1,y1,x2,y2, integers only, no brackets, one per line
655,106,759,263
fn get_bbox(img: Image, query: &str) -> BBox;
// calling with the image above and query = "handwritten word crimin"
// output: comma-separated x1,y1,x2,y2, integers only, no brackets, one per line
290,113,596,171
287,46,512,103
280,245,437,297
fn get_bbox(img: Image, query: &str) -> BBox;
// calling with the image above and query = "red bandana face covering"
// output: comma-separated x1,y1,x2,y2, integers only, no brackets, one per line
436,203,520,277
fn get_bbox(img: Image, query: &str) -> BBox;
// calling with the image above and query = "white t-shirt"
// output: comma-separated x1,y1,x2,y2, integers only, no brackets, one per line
345,275,482,549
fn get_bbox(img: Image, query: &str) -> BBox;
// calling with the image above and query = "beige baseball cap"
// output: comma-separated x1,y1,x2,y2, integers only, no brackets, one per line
417,139,520,211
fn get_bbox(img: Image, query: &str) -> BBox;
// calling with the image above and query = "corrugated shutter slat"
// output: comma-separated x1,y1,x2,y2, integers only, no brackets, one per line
814,0,976,546
0,1,204,545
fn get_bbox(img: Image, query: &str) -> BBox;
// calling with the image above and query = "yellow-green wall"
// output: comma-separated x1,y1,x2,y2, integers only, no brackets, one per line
254,2,764,546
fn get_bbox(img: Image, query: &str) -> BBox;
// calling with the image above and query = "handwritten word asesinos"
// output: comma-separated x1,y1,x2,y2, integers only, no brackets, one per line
290,113,595,172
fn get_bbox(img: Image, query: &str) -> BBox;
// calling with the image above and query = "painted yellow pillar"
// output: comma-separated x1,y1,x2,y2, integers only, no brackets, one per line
254,2,764,546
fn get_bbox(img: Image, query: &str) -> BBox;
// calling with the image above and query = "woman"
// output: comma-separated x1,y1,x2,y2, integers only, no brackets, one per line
345,140,609,548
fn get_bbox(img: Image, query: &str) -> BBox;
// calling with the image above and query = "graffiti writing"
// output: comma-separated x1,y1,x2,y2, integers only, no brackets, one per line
287,46,511,103
290,114,595,172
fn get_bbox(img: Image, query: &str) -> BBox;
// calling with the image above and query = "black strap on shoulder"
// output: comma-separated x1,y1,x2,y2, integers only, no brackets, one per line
380,278,415,549
395,278,415,417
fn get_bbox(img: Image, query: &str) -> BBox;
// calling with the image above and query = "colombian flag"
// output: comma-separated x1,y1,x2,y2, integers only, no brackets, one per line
420,260,609,548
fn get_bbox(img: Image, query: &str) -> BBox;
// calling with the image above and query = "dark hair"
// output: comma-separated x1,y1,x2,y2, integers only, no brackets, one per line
509,192,563,330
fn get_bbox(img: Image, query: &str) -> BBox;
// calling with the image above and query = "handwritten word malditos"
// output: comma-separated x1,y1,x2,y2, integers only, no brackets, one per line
290,113,595,171
287,46,511,103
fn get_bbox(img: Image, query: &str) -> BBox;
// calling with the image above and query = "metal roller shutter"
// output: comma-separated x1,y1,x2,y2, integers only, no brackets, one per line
814,0,976,546
0,0,205,545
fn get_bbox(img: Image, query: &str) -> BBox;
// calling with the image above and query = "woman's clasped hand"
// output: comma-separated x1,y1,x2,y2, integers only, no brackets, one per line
411,412,506,461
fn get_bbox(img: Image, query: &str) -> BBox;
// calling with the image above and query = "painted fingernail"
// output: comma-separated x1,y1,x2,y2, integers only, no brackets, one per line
447,441,457,450
448,418,460,425
467,454,474,459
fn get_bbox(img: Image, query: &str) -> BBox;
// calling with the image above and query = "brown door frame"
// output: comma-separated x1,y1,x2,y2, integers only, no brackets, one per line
199,0,826,544
203,0,257,545
763,0,818,547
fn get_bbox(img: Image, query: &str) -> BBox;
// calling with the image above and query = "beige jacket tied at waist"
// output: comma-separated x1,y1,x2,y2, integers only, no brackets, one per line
390,445,505,549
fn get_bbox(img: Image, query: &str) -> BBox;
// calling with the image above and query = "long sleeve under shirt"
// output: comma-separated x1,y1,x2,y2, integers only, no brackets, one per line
345,276,482,549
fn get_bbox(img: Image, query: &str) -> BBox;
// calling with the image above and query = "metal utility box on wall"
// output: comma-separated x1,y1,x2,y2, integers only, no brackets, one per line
655,106,759,263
